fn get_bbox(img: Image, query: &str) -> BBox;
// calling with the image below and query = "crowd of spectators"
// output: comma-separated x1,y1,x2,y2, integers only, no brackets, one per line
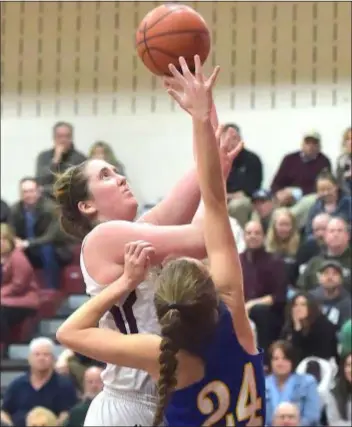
0,121,351,426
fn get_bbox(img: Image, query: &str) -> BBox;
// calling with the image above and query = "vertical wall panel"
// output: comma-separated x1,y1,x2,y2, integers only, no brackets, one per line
1,1,351,117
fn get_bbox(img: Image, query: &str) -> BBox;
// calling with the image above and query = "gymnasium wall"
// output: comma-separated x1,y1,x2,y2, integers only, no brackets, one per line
1,0,351,203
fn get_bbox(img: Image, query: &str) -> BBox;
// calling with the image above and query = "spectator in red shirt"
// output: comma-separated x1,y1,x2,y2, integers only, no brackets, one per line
0,223,39,344
271,131,331,229
240,220,288,356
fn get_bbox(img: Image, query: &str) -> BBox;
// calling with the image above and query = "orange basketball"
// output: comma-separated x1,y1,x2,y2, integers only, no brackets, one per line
136,4,211,76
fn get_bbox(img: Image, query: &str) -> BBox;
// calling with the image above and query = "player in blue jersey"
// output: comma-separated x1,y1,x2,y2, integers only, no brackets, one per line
56,55,266,427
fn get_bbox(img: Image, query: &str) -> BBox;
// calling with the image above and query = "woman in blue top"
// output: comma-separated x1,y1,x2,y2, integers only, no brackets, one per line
56,56,265,426
265,340,321,426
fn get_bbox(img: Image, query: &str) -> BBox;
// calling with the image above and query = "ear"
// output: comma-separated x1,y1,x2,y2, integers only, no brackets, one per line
78,200,97,216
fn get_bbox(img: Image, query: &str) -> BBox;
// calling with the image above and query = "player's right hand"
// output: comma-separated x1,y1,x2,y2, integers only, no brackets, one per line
123,240,155,288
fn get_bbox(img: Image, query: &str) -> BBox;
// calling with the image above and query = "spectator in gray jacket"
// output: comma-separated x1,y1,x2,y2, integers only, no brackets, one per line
35,122,86,197
310,260,352,331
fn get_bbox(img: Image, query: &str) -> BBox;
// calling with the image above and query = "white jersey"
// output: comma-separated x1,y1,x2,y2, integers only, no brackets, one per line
80,239,160,397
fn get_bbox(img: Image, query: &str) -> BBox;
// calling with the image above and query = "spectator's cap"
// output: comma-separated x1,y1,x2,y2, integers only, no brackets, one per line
303,131,321,142
251,189,272,202
318,260,343,275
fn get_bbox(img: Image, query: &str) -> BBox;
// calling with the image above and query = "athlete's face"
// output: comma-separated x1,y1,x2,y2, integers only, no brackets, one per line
271,348,292,377
79,159,138,222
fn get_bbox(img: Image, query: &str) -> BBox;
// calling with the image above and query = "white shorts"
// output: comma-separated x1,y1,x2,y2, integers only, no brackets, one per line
84,387,158,426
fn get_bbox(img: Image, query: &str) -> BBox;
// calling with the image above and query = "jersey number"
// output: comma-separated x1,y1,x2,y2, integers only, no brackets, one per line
110,291,138,334
197,362,262,426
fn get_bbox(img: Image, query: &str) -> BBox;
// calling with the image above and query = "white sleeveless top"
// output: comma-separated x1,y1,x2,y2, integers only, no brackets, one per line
80,237,159,396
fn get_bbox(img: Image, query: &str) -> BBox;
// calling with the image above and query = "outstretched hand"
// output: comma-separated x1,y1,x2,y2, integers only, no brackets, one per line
122,241,155,290
165,55,220,120
216,125,244,180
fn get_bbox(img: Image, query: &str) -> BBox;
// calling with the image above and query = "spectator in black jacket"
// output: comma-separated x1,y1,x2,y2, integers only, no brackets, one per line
225,123,263,227
35,122,86,197
1,199,10,224
281,292,338,363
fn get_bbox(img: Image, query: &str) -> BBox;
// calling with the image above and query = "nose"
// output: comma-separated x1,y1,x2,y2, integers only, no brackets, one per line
117,175,126,186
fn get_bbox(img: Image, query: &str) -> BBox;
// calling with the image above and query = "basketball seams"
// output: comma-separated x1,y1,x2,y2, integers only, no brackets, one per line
139,6,185,33
142,20,164,76
136,29,210,47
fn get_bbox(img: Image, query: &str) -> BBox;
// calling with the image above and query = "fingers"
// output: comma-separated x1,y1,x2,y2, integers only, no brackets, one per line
125,241,155,263
206,65,220,89
167,88,184,107
179,56,193,81
168,63,187,85
215,124,225,145
194,55,204,83
163,76,182,91
228,141,244,161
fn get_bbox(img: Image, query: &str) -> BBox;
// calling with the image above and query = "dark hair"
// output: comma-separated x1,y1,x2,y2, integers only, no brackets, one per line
331,352,352,419
152,258,218,426
19,176,38,186
53,121,73,137
316,169,339,186
53,161,93,240
282,292,321,337
268,340,298,373
223,123,241,136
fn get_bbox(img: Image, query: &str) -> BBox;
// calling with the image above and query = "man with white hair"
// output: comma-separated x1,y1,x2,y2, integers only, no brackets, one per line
1,337,77,426
272,402,301,427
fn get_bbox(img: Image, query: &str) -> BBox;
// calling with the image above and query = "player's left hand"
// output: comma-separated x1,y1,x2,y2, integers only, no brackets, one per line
123,241,155,289
216,124,244,179
166,55,220,121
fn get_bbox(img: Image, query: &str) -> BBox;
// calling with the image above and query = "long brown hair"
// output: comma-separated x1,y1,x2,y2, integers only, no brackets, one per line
331,352,352,419
282,292,321,337
152,258,218,426
53,161,93,240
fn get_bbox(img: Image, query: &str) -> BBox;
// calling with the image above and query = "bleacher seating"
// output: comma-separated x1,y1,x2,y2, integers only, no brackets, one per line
0,245,86,394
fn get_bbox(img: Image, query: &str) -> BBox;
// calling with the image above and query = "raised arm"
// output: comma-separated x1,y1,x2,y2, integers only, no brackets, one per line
138,168,201,226
139,79,220,227
167,56,256,354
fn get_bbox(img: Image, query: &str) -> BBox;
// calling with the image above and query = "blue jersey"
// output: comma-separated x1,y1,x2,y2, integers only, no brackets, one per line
165,302,266,426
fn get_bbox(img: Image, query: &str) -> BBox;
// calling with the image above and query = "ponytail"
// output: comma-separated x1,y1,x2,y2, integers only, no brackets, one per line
153,309,181,426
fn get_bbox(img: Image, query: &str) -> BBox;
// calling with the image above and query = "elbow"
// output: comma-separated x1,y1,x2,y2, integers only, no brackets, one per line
56,325,72,348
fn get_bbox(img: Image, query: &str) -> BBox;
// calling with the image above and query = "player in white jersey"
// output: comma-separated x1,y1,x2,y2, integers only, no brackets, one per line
53,73,235,425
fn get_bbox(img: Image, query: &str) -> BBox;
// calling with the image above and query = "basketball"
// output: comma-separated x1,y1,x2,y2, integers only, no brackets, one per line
136,4,211,76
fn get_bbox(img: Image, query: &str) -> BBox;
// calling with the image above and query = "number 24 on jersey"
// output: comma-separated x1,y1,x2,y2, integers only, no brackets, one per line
197,362,263,426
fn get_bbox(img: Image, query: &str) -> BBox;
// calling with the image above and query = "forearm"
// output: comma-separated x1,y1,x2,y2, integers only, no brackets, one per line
251,295,273,306
192,116,226,207
139,168,200,226
210,100,219,130
28,222,58,247
57,274,133,339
